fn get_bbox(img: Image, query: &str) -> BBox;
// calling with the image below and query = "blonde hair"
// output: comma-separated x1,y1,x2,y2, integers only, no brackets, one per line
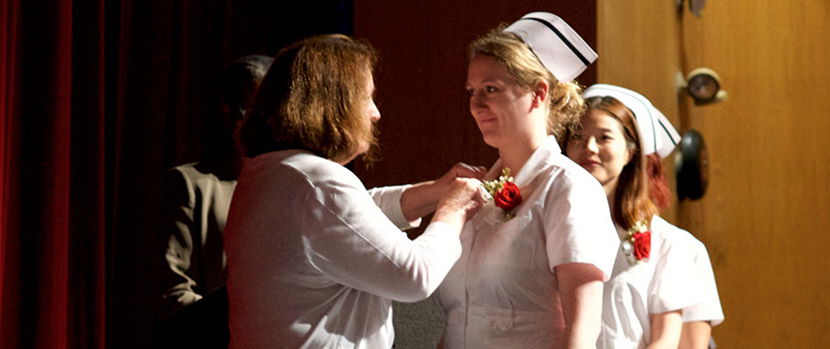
238,34,378,164
468,27,585,139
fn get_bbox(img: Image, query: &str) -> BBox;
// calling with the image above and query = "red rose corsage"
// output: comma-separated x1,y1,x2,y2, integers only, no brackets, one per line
621,220,651,265
481,168,523,221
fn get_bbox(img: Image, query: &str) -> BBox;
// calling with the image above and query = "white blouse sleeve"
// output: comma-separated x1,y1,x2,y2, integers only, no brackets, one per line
682,240,725,325
648,235,704,314
368,185,422,230
301,177,461,303
542,171,619,280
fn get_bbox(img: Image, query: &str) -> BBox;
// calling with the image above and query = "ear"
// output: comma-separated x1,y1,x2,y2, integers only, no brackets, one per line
531,80,549,108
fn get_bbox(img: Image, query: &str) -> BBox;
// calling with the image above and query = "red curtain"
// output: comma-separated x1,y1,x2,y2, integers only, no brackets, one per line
0,1,351,347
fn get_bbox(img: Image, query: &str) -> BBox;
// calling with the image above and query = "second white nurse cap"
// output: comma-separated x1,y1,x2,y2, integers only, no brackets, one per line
652,107,681,159
582,84,680,158
504,12,598,83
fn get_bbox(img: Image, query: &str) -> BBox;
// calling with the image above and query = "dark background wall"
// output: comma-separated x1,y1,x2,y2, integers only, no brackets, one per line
2,1,355,348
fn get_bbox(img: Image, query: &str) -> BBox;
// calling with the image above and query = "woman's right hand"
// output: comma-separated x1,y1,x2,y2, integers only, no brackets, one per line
432,178,484,234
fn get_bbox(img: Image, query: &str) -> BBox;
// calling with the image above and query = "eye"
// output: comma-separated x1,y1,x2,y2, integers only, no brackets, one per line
568,133,583,142
467,88,475,96
486,86,498,93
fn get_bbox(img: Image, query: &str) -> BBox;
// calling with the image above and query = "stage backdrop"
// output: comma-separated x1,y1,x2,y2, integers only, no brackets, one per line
1,1,351,348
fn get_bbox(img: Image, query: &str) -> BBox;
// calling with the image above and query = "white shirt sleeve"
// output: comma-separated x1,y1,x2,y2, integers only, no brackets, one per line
682,240,725,325
648,235,705,314
368,185,422,230
543,171,619,280
302,177,461,303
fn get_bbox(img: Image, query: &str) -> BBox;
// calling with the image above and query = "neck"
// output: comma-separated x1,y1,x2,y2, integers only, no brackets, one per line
497,132,547,176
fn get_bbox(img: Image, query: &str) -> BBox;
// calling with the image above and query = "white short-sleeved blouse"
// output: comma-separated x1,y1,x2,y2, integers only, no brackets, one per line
655,217,724,326
438,136,620,349
597,216,705,349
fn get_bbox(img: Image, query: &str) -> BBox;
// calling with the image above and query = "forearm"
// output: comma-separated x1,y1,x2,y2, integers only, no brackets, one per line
558,322,601,349
557,296,602,349
555,263,605,349
158,248,203,320
678,321,712,349
647,311,683,349
399,180,443,222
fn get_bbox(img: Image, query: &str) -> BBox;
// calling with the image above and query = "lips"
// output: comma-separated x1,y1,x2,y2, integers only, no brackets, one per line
580,159,601,168
478,117,497,125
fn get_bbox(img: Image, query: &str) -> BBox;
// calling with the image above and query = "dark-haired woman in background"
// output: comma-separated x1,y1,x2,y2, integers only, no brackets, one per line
564,84,702,349
644,108,725,349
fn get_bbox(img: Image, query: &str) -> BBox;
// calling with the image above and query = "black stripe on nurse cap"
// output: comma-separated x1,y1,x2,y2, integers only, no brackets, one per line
654,109,681,159
504,12,598,82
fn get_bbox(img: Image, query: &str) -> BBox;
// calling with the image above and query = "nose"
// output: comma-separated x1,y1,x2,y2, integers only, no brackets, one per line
585,137,599,154
469,92,487,114
368,99,381,122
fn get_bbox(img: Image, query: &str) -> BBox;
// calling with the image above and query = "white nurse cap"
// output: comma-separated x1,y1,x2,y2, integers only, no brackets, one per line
504,12,598,82
582,84,680,158
652,107,681,159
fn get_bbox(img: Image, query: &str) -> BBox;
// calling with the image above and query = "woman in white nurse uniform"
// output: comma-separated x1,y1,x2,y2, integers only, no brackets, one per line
643,109,725,349
564,84,703,349
437,12,620,349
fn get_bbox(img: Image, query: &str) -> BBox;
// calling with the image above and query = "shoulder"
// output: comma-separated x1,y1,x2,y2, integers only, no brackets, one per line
168,162,198,180
169,162,238,196
248,150,364,191
651,216,707,255
169,162,231,185
164,163,201,204
542,154,606,201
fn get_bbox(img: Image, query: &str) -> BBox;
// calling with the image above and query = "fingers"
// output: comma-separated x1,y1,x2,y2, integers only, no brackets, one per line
432,178,484,233
444,178,483,219
447,162,487,181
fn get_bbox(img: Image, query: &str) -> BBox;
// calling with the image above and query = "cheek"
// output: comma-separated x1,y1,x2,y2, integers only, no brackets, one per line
604,143,627,161
564,145,579,160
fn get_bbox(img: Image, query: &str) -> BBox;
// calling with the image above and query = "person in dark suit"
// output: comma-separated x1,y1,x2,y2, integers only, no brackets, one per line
154,54,273,349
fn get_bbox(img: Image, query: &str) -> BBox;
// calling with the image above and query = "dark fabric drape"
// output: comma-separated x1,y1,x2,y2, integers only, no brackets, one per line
0,1,351,348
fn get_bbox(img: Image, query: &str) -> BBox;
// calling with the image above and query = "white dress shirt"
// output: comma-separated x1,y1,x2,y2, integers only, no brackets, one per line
225,149,462,349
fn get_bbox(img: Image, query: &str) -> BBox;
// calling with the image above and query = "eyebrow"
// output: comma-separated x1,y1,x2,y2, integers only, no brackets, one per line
467,76,505,87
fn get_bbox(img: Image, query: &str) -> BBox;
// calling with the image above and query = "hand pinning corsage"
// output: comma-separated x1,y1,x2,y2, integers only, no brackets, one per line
621,220,651,265
481,168,523,221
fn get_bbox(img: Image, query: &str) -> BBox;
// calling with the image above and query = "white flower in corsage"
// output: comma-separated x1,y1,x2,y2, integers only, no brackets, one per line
480,168,523,221
620,220,651,265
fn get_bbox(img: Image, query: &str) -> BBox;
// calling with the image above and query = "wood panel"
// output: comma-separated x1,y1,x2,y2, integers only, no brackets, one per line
599,0,830,347
595,0,683,223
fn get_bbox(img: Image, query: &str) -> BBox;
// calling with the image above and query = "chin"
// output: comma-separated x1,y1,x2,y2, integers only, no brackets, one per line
479,132,501,149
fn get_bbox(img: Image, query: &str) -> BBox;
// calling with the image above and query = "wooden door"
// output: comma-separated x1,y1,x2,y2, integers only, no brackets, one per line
598,0,830,347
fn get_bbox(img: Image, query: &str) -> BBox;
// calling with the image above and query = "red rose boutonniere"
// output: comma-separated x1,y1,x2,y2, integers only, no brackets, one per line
481,168,523,221
621,220,651,265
